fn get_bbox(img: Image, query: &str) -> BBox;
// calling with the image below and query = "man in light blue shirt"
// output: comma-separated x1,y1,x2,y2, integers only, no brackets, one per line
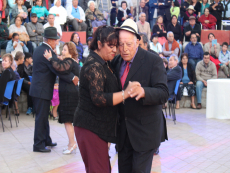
222,0,230,19
6,33,29,54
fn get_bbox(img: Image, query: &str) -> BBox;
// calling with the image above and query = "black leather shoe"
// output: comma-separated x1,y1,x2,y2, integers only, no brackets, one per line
46,142,57,147
33,147,51,153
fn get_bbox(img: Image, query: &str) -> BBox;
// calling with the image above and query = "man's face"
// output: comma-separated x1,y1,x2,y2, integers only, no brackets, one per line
140,13,146,22
31,16,37,23
73,0,78,6
190,34,197,44
26,57,33,64
168,56,178,68
167,33,174,42
140,0,145,7
13,35,19,42
223,45,228,52
48,15,55,25
119,30,139,62
203,55,210,64
139,36,148,50
189,19,196,26
47,39,57,49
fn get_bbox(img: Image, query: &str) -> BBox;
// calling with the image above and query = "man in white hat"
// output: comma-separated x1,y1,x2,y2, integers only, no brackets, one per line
111,19,168,173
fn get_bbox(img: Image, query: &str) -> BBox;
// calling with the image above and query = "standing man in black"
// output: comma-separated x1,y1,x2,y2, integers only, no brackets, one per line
158,0,172,27
209,0,224,30
112,19,169,173
30,27,79,153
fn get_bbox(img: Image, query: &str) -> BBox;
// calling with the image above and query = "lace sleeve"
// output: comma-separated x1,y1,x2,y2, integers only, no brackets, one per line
84,62,113,107
50,58,73,75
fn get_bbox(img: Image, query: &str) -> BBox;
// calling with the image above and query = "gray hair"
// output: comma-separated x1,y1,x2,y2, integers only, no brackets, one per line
48,14,55,18
43,37,48,42
139,12,146,18
167,31,174,38
139,32,150,49
170,54,179,61
88,0,95,7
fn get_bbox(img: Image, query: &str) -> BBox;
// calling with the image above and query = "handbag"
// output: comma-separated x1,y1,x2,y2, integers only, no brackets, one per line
19,33,30,44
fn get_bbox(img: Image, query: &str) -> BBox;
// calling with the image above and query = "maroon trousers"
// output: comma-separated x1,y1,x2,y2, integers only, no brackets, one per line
74,126,111,173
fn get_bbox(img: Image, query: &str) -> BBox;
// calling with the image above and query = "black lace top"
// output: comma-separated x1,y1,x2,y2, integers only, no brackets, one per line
73,51,120,143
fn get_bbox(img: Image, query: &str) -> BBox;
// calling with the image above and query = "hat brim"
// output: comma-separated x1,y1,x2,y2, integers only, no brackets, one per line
186,8,196,12
42,33,60,40
116,27,141,40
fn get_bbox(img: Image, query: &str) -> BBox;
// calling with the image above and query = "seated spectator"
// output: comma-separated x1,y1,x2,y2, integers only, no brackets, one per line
26,13,44,49
184,33,203,70
149,0,158,29
209,0,224,30
196,52,217,109
8,16,33,54
183,16,201,50
117,1,131,27
118,0,133,14
11,0,28,24
139,32,159,56
191,0,201,17
163,31,180,60
44,14,62,36
31,0,50,24
71,32,83,61
42,0,52,10
66,0,87,31
49,0,67,30
85,1,106,28
136,12,151,40
219,42,230,77
201,0,210,15
8,0,16,16
203,33,221,74
222,0,230,20
150,33,163,54
167,54,182,102
0,14,9,59
6,33,29,55
170,0,180,18
178,53,196,109
24,0,32,19
198,8,217,29
83,37,92,59
183,5,197,26
0,54,16,104
133,0,148,21
152,15,167,45
16,52,33,114
180,0,189,21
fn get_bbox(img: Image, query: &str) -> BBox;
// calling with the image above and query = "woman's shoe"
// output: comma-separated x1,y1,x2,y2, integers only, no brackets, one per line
63,144,77,155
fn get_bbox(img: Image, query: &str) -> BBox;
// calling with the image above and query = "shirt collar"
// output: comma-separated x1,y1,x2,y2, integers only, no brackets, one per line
90,51,106,65
189,42,198,46
73,5,78,9
121,47,138,67
43,42,54,51
190,24,195,29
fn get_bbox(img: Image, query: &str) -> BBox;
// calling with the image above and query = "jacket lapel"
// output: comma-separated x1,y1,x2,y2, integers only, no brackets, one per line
114,56,123,90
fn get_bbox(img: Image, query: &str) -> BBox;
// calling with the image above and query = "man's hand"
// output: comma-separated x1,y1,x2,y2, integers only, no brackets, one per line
196,33,200,37
188,81,193,84
185,31,191,36
203,80,207,86
226,61,229,65
72,76,79,86
158,3,163,5
171,50,174,54
79,19,83,23
127,82,145,101
33,30,36,32
40,16,44,20
56,14,59,16
20,42,24,47
180,82,183,84
28,8,31,12
28,82,31,85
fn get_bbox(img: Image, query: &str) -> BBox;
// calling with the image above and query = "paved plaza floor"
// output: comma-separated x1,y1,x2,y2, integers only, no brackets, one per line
1,108,230,173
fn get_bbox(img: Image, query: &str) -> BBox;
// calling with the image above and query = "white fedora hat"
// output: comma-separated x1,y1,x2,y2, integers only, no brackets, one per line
117,19,141,40
187,5,196,12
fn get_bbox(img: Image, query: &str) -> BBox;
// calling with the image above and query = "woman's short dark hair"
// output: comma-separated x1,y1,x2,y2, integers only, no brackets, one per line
150,33,158,41
181,53,188,59
222,42,228,47
121,1,127,7
14,51,25,61
174,0,179,7
208,33,215,39
70,32,81,43
12,33,19,39
171,15,178,22
15,16,23,23
90,26,118,51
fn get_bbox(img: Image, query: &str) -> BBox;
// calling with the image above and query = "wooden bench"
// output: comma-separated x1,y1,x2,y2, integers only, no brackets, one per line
61,31,87,44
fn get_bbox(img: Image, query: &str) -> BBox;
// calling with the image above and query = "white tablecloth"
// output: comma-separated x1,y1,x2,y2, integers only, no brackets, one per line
206,79,230,119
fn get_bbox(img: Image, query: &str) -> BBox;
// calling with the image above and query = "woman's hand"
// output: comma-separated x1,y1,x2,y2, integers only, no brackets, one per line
157,31,160,34
43,49,52,60
188,81,193,84
180,82,183,84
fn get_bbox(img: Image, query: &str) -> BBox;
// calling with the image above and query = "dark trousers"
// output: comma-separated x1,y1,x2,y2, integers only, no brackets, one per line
217,20,221,30
118,130,155,173
74,126,111,173
33,97,52,150
22,82,33,108
22,41,33,54
0,40,9,56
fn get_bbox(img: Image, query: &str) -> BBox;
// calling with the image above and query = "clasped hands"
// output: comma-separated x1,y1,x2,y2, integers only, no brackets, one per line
124,81,145,101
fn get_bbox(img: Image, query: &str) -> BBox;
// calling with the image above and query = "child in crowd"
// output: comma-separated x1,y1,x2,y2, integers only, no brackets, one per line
219,42,230,78
150,33,162,54
51,77,59,119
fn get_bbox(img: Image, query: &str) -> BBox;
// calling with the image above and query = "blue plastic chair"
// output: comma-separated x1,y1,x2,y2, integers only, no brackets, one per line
28,76,32,82
167,79,181,124
0,80,16,132
14,78,24,124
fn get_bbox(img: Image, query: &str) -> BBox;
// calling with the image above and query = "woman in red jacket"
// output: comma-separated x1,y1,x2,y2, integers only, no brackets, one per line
198,8,217,29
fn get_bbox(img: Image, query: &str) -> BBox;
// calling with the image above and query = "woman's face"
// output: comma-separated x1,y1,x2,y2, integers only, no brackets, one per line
192,0,197,3
17,0,23,5
89,2,95,11
2,57,11,69
209,34,215,42
171,1,174,6
73,34,79,43
152,37,158,44
36,0,42,6
204,9,209,16
62,45,70,57
158,17,163,24
18,57,25,65
122,3,127,10
56,0,61,7
172,16,177,24
203,0,207,3
188,9,194,14
15,17,22,26
181,56,188,64
99,42,117,61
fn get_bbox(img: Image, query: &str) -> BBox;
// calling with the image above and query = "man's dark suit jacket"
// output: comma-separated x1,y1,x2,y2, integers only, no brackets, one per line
29,43,74,100
184,24,201,42
167,65,182,97
111,47,169,152
158,0,172,21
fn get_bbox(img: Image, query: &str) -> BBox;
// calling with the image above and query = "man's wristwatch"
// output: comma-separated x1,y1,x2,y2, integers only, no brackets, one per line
48,57,52,61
